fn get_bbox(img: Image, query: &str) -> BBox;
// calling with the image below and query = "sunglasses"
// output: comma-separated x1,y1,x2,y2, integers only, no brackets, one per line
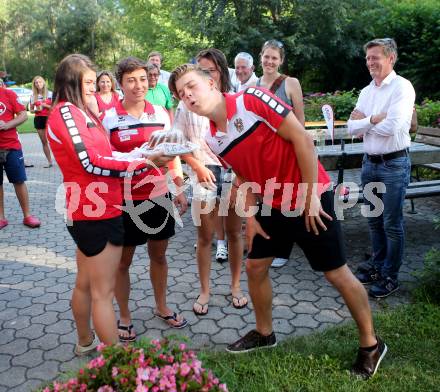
263,39,284,49
371,38,396,47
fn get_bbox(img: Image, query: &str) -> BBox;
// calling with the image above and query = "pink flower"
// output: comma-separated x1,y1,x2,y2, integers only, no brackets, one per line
111,367,119,377
137,367,149,381
179,343,186,351
97,386,114,392
135,385,149,392
180,363,191,377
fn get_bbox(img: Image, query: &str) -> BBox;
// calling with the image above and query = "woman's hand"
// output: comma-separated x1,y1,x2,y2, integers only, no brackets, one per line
195,165,217,190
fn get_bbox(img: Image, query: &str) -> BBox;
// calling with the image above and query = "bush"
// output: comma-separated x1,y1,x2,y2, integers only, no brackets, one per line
42,337,228,392
304,90,358,122
416,100,440,127
413,218,440,304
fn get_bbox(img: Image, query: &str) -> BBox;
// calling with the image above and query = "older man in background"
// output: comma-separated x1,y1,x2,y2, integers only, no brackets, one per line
148,51,171,85
233,52,258,92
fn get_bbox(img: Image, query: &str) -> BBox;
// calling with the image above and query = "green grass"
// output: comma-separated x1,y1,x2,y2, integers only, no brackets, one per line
200,303,440,392
17,113,36,133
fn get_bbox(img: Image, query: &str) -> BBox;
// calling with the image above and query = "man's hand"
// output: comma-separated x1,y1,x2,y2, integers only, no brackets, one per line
0,120,8,131
195,165,217,190
245,216,270,253
350,109,366,120
303,193,333,235
173,193,188,216
370,112,387,125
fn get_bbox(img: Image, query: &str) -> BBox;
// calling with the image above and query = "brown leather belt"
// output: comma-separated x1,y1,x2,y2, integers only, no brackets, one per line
366,149,408,164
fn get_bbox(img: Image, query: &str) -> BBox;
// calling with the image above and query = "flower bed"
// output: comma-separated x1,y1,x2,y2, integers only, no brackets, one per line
43,337,228,392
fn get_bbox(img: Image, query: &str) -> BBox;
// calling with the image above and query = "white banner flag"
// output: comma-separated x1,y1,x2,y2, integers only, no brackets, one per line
321,104,334,143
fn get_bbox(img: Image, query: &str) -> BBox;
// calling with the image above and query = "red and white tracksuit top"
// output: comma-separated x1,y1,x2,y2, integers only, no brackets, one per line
47,102,148,221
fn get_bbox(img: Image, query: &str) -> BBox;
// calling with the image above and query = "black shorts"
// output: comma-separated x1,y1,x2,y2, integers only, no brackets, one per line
122,193,175,246
67,216,124,257
248,190,346,272
34,116,48,130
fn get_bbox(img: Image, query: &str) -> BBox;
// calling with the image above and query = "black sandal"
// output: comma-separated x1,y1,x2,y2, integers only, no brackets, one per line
117,320,136,342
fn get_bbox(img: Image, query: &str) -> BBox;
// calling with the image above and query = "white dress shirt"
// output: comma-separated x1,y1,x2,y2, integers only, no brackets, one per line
159,69,171,85
234,73,258,92
347,70,415,155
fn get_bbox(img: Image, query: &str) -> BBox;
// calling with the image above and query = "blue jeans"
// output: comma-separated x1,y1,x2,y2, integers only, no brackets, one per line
361,154,411,280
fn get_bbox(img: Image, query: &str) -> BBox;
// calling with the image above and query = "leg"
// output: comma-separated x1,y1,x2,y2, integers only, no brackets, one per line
192,200,217,313
324,265,376,347
13,182,31,218
246,257,273,335
36,128,53,166
361,158,387,270
71,247,93,346
86,242,122,344
114,246,136,328
225,208,247,308
378,157,411,280
148,238,186,326
0,185,5,220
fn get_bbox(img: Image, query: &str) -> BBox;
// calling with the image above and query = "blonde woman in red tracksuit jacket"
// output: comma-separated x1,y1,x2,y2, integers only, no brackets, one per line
47,54,171,355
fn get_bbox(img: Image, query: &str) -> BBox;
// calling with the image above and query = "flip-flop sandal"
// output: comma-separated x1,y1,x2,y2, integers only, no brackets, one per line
231,295,248,309
154,311,188,329
117,320,136,342
193,295,209,316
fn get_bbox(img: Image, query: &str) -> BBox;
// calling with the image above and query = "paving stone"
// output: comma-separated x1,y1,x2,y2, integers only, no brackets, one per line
211,328,240,345
45,319,74,335
0,339,29,356
292,290,320,302
9,379,43,392
12,349,44,368
44,344,76,362
0,366,26,388
32,292,58,305
217,314,246,329
46,299,71,313
32,311,59,325
314,296,342,310
0,290,21,302
273,318,295,334
0,355,11,373
314,310,344,323
16,323,45,340
3,315,31,331
29,334,60,351
291,302,320,315
18,303,45,317
27,360,60,381
190,319,220,335
0,329,15,345
291,314,319,328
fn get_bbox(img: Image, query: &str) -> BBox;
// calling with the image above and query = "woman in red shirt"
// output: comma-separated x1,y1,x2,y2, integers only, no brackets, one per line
47,54,170,354
89,70,120,116
30,76,53,167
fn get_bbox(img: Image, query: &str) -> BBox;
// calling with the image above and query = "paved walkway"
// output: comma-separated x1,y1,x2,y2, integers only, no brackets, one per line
0,133,439,391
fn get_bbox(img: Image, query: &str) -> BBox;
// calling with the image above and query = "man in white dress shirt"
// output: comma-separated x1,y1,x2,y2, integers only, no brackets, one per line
148,51,171,85
347,38,415,298
233,52,258,92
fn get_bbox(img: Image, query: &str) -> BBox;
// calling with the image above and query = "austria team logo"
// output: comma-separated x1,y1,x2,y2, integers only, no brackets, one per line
0,101,6,116
234,118,244,133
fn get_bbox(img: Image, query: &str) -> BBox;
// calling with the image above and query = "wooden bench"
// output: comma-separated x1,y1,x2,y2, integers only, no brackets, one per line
338,179,440,204
414,126,440,173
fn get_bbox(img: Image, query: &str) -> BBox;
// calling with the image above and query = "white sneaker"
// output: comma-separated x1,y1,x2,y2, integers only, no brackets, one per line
216,244,228,262
271,258,288,268
74,333,99,356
